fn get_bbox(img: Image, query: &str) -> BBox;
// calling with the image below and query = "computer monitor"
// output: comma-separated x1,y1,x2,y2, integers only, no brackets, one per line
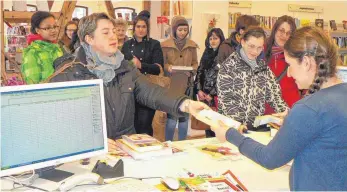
1,79,108,177
337,66,347,82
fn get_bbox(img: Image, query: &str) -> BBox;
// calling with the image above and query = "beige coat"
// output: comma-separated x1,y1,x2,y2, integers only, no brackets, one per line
161,38,198,94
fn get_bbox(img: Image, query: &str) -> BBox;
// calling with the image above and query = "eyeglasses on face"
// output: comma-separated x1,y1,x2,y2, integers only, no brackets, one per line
38,25,60,31
277,28,291,37
245,43,263,52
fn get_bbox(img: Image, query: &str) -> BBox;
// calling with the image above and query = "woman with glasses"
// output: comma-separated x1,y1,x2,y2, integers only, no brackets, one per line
264,15,301,114
217,26,288,131
59,21,78,53
22,11,63,84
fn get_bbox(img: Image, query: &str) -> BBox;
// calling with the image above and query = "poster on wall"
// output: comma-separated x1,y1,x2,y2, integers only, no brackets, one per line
115,7,136,21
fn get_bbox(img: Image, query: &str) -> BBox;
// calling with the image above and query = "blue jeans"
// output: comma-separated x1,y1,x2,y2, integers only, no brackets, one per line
165,114,188,141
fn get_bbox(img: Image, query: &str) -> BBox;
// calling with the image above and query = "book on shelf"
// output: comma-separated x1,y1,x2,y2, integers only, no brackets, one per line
330,20,337,31
343,20,347,30
315,19,324,29
116,139,172,160
301,19,311,27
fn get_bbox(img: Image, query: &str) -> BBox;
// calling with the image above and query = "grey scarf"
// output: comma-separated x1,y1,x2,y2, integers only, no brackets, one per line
81,43,124,83
174,36,187,51
240,47,257,70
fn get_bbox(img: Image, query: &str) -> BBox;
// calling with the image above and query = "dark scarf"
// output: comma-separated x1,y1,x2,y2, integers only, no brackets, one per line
200,48,218,69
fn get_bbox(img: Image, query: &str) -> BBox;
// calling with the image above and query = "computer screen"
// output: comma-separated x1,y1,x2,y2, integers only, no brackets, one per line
337,66,347,83
1,79,108,177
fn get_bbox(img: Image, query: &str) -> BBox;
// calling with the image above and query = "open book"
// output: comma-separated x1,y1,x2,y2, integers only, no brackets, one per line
195,109,241,129
253,115,282,127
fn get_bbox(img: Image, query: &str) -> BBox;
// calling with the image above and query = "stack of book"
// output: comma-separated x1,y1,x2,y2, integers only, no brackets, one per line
115,134,173,160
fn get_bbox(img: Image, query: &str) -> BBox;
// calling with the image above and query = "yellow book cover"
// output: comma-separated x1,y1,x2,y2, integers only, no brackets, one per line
197,145,241,161
301,19,311,27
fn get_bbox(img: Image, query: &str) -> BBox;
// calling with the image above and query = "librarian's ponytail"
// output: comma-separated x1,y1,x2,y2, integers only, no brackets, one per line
284,26,339,94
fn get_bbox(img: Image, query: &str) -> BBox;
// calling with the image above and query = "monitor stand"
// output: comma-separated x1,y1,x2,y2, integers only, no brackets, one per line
37,166,74,182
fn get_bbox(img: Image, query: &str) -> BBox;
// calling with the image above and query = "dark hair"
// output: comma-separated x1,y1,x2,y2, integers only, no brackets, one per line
138,10,150,19
241,26,266,41
205,28,225,48
235,15,259,35
72,17,80,24
64,21,78,37
284,26,340,94
69,31,80,53
265,15,296,62
30,11,55,34
132,16,150,36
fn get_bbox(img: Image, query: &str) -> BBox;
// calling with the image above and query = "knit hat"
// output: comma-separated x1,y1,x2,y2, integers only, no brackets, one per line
171,16,189,38
138,10,150,20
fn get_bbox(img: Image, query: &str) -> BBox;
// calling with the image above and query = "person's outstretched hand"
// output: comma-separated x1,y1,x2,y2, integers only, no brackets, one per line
272,109,289,126
179,99,210,117
210,120,231,142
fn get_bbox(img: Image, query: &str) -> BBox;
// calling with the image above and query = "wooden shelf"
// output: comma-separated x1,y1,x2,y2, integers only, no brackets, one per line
4,11,60,23
330,31,347,37
339,48,347,53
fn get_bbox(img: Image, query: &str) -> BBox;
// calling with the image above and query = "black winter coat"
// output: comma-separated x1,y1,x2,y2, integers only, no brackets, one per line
194,48,219,97
50,47,187,139
121,36,164,75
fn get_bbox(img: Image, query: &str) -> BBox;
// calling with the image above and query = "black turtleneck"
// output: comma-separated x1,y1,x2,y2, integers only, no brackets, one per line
121,36,164,75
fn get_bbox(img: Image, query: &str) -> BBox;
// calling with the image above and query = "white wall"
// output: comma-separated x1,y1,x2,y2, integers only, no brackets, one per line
229,1,347,24
191,1,229,59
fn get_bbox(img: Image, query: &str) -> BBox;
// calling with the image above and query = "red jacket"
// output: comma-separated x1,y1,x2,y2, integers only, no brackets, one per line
265,52,301,113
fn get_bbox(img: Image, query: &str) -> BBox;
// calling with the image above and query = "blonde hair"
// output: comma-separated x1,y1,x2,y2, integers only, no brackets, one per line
114,18,128,30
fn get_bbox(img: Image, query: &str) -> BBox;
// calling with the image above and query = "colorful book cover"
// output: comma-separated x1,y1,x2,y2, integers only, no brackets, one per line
207,177,242,191
197,145,241,161
330,20,337,31
107,145,132,159
223,170,248,191
116,139,172,160
163,142,185,155
301,19,311,27
122,134,158,144
315,19,324,29
120,136,163,152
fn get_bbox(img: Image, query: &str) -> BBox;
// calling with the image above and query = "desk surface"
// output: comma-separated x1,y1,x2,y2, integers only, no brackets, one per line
1,131,290,191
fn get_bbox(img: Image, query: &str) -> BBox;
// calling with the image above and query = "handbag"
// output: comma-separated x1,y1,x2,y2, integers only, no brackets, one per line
184,72,195,98
146,64,171,88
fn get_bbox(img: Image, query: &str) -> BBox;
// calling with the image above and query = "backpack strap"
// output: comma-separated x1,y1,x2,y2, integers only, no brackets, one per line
276,65,289,82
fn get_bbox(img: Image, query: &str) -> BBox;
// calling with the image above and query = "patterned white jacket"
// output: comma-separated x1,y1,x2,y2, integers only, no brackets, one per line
217,49,288,126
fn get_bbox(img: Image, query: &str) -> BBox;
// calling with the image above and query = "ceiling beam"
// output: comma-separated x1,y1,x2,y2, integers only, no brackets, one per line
56,0,77,40
105,0,115,19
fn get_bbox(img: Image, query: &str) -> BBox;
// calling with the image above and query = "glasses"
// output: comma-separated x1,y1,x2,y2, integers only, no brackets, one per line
38,25,59,31
245,43,263,53
66,29,77,33
278,28,291,37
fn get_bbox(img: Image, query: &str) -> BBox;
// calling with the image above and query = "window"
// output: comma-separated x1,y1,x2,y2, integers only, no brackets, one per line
72,6,88,19
114,7,136,21
27,4,37,12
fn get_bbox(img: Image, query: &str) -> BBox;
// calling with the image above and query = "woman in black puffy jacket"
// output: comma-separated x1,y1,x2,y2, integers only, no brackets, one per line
194,28,225,137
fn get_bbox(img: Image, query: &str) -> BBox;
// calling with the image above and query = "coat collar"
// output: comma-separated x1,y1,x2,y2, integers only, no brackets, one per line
161,37,198,51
